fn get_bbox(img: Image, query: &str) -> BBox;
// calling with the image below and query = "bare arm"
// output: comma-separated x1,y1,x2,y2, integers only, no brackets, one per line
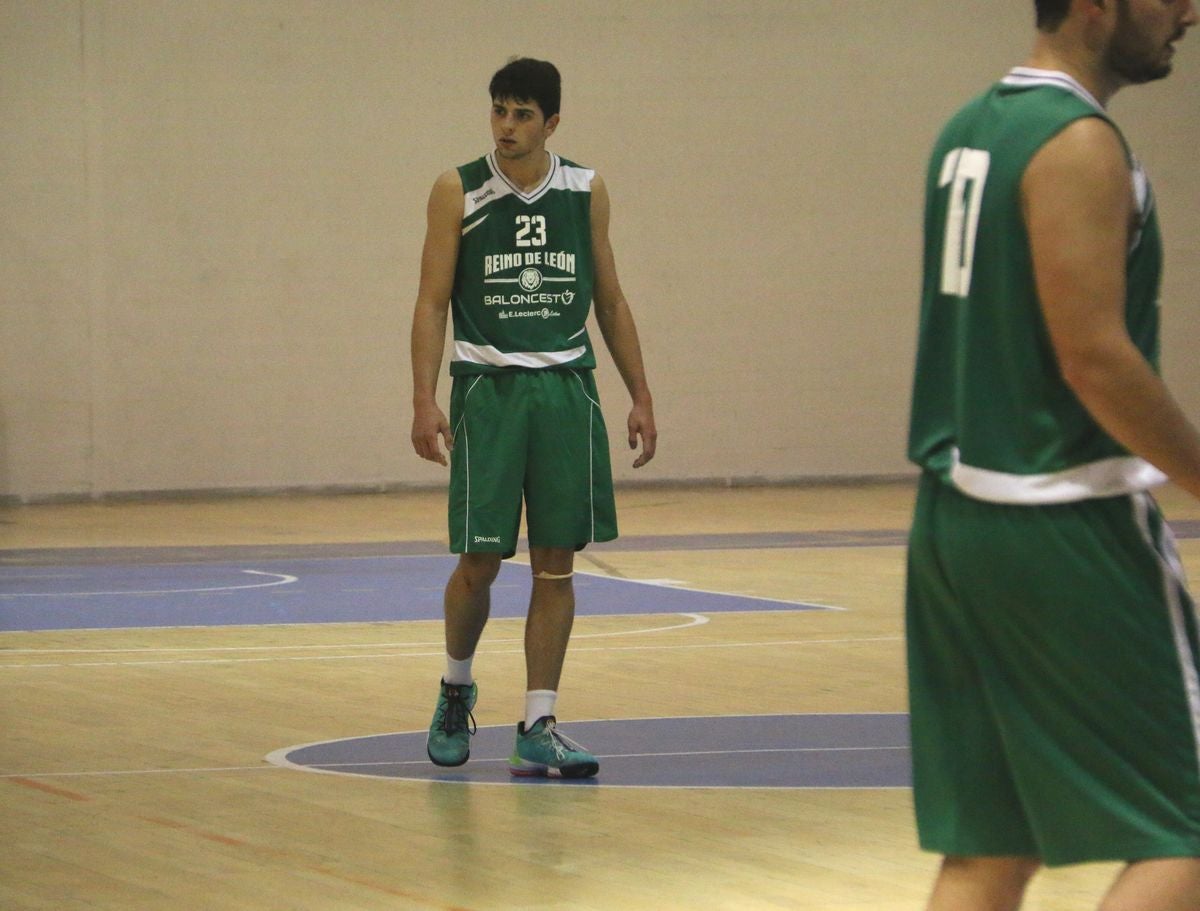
590,173,657,468
410,170,464,466
1025,117,1200,499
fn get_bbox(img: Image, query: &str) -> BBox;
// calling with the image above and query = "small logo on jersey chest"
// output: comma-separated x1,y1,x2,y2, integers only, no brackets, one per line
519,267,543,291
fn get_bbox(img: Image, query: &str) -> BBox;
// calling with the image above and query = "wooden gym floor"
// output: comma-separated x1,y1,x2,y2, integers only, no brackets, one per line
3,480,1199,910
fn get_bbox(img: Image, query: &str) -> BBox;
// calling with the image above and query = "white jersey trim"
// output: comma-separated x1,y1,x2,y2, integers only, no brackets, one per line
554,163,595,193
461,213,489,236
462,153,593,217
462,173,514,220
1001,67,1105,113
949,448,1167,504
453,340,587,370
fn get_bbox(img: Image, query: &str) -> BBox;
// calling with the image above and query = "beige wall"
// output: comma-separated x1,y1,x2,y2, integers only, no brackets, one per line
3,1,1198,501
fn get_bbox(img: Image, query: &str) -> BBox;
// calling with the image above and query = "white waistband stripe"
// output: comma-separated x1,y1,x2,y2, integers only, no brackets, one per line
950,449,1166,504
453,341,586,369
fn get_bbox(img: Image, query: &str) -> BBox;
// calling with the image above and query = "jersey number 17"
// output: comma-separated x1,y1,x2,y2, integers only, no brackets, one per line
938,148,991,298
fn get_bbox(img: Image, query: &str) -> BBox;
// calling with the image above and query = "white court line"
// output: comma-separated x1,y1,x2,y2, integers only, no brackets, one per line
307,745,909,770
264,711,912,790
532,562,842,611
2,764,283,779
0,746,909,781
0,613,710,655
0,632,901,670
0,569,297,598
583,573,844,611
6,712,908,785
1,573,87,581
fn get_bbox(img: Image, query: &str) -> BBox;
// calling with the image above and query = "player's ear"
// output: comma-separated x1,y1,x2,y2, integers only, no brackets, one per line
544,113,560,138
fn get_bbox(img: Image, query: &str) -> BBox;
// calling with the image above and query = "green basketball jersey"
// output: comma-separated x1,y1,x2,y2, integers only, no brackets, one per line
908,68,1166,504
449,152,596,376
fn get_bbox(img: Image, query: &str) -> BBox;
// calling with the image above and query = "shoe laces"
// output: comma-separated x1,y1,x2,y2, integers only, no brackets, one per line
539,719,586,759
437,685,476,736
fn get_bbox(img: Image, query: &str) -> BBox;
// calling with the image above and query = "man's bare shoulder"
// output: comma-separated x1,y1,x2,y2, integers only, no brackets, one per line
1023,115,1132,221
434,170,460,192
1032,116,1127,179
426,169,465,222
588,171,610,211
432,168,464,194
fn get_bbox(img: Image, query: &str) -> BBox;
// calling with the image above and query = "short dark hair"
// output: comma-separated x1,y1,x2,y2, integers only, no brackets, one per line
488,57,561,120
1035,0,1072,31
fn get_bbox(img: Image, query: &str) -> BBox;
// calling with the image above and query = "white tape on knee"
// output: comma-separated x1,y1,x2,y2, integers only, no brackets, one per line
532,570,574,581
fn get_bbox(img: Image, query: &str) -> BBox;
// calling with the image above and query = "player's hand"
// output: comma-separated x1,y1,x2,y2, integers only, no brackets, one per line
412,402,453,466
628,403,657,468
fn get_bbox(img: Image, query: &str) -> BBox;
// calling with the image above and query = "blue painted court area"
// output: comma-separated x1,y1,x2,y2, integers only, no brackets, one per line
269,713,911,789
0,555,832,632
1,543,903,791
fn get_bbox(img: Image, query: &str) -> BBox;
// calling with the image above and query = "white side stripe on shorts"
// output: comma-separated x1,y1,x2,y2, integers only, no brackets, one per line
456,377,484,551
569,370,601,542
1132,491,1200,774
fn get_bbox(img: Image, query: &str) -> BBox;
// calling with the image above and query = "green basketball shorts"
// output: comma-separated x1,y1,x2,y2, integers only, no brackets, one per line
447,368,617,557
906,472,1200,866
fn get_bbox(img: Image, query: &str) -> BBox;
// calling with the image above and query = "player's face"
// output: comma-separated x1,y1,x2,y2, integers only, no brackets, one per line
1104,0,1197,84
490,97,558,161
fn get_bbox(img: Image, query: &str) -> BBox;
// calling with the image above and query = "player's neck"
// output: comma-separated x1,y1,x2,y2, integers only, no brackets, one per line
496,149,552,191
1026,41,1118,107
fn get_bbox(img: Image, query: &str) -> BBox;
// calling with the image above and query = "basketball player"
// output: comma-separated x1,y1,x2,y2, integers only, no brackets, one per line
907,1,1200,907
410,58,656,779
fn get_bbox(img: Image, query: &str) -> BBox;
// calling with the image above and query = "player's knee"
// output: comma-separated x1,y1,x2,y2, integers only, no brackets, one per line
455,553,501,589
939,855,1040,896
528,546,574,583
1098,857,1200,911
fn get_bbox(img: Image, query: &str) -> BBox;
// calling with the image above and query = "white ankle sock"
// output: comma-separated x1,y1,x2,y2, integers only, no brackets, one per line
525,690,557,729
444,654,474,686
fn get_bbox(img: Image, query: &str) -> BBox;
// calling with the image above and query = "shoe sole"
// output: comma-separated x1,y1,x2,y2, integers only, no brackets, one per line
428,752,469,768
508,760,599,779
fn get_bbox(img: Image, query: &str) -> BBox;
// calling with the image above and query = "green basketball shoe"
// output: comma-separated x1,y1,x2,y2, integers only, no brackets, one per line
426,679,477,767
509,716,599,779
